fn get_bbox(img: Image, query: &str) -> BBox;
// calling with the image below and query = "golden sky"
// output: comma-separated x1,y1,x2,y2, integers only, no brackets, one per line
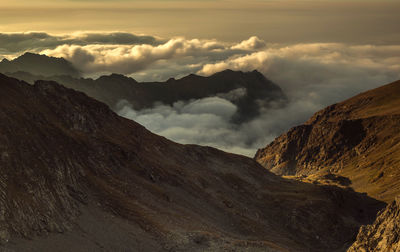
1,0,399,43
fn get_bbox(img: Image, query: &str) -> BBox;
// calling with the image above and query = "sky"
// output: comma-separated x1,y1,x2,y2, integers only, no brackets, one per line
1,0,400,156
1,0,400,44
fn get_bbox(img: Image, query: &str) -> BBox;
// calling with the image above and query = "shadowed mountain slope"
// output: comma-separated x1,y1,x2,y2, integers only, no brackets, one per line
255,80,400,203
0,74,384,251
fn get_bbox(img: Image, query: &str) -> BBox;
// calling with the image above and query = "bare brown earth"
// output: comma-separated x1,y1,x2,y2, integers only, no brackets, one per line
0,74,385,251
255,80,400,203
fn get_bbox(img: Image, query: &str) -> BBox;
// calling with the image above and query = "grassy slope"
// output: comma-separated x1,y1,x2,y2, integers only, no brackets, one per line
329,81,400,202
256,80,400,203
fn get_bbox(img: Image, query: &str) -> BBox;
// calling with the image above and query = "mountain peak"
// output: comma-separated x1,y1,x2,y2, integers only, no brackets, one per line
220,69,239,74
209,69,269,82
249,69,265,77
210,69,242,77
0,52,80,77
179,73,202,81
97,73,138,84
20,52,41,58
17,52,69,64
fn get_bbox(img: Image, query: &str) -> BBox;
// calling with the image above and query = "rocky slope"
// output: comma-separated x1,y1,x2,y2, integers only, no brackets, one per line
348,197,400,252
255,80,400,202
3,53,287,123
0,74,384,251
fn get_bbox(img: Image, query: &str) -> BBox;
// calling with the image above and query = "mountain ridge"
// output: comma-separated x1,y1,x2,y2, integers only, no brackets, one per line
3,53,287,123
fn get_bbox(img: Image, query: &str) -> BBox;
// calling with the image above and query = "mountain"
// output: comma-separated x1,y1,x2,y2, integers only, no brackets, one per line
0,74,384,251
348,196,400,251
0,53,81,77
3,53,287,123
255,80,400,202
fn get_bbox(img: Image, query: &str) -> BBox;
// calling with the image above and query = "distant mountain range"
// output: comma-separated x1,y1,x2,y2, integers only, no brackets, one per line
0,52,81,77
1,53,287,123
0,74,384,251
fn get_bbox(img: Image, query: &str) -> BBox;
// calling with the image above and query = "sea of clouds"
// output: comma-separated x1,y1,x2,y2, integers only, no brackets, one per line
1,32,399,156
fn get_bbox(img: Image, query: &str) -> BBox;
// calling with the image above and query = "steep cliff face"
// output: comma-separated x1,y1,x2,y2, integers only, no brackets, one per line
255,80,400,202
348,197,400,252
0,74,385,251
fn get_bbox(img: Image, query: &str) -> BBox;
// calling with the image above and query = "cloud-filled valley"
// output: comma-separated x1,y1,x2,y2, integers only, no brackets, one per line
1,31,400,156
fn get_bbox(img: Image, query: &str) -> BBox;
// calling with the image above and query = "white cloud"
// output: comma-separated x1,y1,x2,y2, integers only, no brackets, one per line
40,37,239,74
231,36,266,51
36,35,268,76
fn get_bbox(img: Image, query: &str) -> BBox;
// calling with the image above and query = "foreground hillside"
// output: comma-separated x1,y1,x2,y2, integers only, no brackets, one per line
255,80,400,203
0,74,384,251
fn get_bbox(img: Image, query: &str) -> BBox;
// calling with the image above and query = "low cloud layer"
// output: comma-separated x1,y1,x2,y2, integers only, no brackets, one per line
116,92,320,157
1,32,399,156
115,41,400,156
117,97,258,156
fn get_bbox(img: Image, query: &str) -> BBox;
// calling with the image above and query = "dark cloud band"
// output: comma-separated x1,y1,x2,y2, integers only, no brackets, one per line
0,32,161,53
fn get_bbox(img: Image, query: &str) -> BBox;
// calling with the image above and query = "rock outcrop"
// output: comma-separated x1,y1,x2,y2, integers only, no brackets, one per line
0,74,385,251
348,196,400,252
255,80,400,202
